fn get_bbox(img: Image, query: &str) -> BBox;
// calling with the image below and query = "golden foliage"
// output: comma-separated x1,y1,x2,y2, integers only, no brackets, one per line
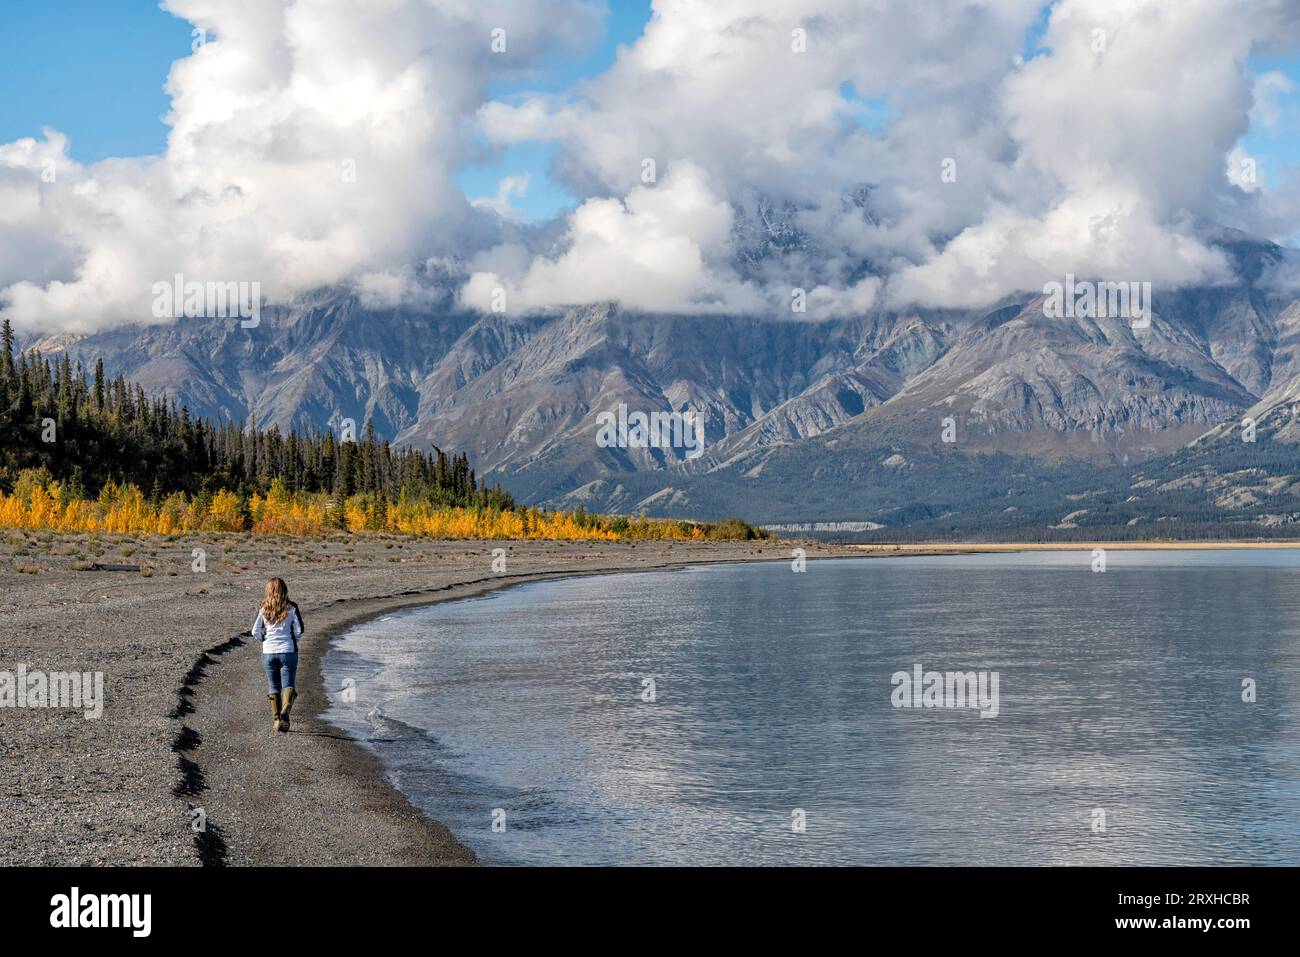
0,470,759,542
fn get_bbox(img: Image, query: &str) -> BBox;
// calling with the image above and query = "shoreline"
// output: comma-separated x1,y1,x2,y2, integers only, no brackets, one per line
848,541,1300,552
188,544,873,866
294,550,912,866
294,560,773,865
0,536,843,864
4,537,862,867
297,540,1300,865
5,533,1296,865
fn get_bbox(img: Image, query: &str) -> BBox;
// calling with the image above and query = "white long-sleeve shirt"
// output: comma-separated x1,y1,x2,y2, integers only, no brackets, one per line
252,604,304,655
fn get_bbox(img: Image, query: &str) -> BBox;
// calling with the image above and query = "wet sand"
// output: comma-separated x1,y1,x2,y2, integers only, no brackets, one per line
0,534,855,865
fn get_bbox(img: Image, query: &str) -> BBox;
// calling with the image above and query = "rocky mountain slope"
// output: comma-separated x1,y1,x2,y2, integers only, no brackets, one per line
25,233,1300,531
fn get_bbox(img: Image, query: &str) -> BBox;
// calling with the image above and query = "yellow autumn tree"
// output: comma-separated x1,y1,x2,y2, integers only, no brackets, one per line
0,468,760,542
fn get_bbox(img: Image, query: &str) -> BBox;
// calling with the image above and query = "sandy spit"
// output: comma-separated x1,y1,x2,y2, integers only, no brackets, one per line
0,534,858,866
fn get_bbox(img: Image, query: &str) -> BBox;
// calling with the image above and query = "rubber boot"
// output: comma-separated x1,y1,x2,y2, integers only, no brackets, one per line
279,688,296,733
268,692,282,733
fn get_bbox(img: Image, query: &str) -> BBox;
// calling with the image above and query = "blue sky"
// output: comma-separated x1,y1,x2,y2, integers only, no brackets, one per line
0,0,194,158
1241,54,1300,195
458,0,653,221
0,0,651,222
0,1,1295,220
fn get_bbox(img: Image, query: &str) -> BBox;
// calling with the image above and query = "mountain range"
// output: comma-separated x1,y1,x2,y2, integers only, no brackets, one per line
25,228,1300,538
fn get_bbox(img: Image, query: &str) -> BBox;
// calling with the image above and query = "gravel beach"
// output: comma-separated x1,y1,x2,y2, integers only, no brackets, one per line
0,533,855,866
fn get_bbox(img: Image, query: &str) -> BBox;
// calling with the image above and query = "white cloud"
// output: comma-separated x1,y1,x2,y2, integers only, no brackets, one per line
474,0,1051,312
462,161,763,314
471,174,533,222
1251,70,1296,129
0,0,603,332
1227,146,1262,194
886,0,1300,305
2,0,1299,331
485,0,1300,313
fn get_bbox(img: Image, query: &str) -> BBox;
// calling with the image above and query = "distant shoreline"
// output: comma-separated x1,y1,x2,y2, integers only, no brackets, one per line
849,541,1300,552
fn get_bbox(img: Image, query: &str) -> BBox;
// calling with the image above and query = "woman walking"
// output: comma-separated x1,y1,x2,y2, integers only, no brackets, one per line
251,578,304,733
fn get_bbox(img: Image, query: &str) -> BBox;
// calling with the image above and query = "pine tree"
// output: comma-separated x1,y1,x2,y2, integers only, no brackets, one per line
0,317,15,389
0,343,514,515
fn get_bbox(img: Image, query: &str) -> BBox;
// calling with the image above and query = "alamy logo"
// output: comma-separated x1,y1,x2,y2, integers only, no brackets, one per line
1043,274,1151,329
151,273,261,328
891,663,1000,718
50,887,151,937
596,403,704,460
0,665,103,720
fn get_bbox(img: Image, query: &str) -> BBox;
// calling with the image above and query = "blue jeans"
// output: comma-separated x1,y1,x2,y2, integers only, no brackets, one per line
263,652,298,694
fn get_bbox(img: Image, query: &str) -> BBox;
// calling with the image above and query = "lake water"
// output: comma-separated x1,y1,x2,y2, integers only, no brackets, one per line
323,552,1300,865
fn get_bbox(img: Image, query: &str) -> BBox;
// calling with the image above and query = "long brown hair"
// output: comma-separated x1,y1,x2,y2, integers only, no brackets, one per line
262,578,290,625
